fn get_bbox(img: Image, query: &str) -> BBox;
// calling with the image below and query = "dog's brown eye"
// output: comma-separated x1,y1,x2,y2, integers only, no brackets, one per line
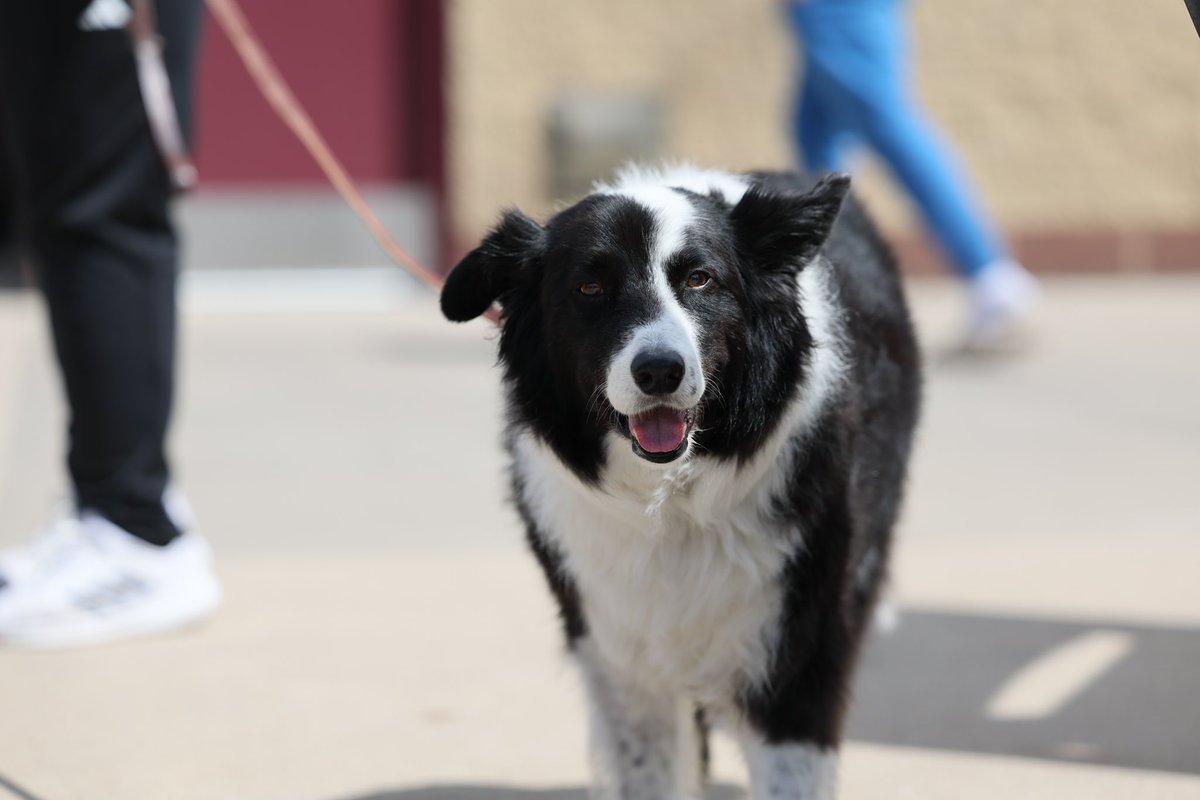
686,270,712,289
578,281,604,296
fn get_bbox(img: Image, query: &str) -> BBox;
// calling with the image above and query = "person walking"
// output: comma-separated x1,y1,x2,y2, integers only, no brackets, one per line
0,0,219,648
786,0,1039,348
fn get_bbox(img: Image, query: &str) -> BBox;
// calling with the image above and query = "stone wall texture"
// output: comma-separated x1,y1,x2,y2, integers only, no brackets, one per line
446,1,1200,266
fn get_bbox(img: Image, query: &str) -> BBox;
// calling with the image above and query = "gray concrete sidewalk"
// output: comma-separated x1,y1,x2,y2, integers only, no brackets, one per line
0,275,1198,800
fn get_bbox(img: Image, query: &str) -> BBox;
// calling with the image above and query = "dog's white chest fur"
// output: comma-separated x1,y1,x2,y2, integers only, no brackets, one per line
514,429,807,704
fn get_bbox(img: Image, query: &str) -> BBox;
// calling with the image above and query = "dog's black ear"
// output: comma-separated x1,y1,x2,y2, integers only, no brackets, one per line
731,173,851,271
441,210,544,322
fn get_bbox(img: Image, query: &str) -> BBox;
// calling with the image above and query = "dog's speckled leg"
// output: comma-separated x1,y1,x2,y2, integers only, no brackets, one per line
576,640,699,800
738,731,838,800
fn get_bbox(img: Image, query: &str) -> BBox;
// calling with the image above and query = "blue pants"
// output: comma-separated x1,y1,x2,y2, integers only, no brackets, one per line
787,0,1005,278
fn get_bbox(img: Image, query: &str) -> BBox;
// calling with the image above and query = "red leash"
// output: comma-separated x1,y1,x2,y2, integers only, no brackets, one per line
133,0,492,319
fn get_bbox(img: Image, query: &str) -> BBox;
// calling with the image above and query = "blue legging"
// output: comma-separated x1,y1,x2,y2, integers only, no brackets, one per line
787,0,1006,278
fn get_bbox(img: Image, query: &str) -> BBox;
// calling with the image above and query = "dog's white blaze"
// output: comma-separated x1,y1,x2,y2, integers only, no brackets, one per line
739,734,838,800
596,162,751,207
602,184,705,417
512,259,848,706
628,184,694,267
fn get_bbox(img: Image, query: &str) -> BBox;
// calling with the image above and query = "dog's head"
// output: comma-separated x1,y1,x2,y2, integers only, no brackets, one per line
442,170,849,481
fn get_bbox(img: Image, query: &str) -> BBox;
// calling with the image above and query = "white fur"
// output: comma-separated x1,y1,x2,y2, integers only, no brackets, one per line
608,182,695,266
739,734,838,800
596,162,751,207
577,639,703,800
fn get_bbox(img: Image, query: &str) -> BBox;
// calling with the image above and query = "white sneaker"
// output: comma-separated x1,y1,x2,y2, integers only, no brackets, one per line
962,259,1040,352
0,506,221,649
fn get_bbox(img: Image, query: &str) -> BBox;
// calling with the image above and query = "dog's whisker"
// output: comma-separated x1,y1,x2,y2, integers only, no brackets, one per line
584,382,611,425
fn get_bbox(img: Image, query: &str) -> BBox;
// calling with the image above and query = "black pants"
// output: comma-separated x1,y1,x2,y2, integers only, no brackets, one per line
0,0,203,546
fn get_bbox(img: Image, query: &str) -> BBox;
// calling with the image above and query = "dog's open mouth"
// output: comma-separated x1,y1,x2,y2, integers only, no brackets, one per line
619,406,697,463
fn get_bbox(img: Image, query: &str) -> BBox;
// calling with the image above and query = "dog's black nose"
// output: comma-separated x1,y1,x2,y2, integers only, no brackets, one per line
632,351,685,395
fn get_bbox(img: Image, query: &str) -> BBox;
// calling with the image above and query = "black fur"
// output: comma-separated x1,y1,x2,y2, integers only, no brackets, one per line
735,172,922,745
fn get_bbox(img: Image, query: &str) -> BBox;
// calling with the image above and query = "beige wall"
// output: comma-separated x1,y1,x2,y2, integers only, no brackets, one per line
447,1,1200,251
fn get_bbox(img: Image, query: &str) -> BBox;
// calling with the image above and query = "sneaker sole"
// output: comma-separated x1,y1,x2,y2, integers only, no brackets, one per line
0,579,222,650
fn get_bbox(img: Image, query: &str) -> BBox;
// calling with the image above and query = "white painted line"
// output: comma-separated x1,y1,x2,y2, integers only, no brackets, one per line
986,630,1134,721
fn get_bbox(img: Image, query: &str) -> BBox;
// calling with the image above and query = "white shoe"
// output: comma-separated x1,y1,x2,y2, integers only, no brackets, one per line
962,259,1040,352
0,505,221,649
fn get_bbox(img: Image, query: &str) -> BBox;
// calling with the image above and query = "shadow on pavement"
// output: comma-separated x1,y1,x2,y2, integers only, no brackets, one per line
334,611,1199,800
338,785,744,800
0,773,45,800
849,609,1200,775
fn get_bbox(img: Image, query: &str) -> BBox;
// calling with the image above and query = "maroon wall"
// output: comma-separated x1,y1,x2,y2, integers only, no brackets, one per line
195,0,444,189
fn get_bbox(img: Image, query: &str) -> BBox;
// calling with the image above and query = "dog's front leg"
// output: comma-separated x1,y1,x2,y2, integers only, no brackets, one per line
737,732,838,800
575,640,699,800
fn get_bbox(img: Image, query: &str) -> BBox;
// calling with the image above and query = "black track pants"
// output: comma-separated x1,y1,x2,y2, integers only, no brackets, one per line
0,0,203,546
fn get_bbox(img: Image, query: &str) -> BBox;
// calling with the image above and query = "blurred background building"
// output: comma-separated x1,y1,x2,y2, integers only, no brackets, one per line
4,0,1193,278
444,0,1200,274
184,0,445,273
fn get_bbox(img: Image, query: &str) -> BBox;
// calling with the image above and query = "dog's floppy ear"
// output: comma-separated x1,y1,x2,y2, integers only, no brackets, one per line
441,210,544,322
731,173,851,271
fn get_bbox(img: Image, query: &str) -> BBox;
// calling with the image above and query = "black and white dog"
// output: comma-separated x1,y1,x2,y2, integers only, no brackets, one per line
441,166,920,800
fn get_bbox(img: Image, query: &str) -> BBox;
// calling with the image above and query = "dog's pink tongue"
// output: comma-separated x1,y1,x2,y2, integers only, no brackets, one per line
629,408,688,453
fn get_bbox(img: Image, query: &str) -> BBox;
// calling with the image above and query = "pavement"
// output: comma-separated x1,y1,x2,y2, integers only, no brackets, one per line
0,272,1198,800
